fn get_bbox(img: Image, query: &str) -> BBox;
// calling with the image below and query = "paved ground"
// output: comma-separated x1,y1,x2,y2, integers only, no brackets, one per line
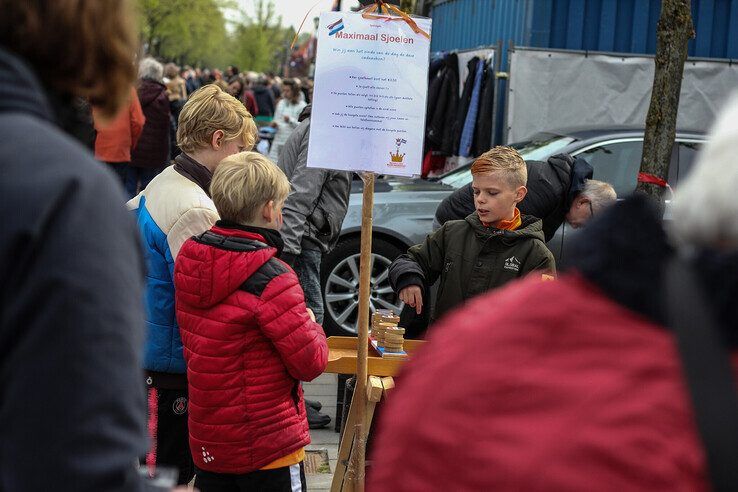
304,373,341,491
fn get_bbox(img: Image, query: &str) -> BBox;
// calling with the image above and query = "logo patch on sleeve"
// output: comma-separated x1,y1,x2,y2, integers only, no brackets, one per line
173,397,188,415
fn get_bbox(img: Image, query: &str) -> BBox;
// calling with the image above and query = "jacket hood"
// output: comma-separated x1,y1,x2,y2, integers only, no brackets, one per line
138,78,167,106
175,225,276,308
0,47,53,122
565,155,594,207
465,212,545,244
562,194,671,325
544,154,574,193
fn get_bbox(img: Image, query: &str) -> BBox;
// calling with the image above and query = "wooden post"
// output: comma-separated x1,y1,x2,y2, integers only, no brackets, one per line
350,172,375,491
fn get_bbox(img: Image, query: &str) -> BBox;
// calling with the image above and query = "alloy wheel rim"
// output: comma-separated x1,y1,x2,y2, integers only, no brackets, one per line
324,253,402,334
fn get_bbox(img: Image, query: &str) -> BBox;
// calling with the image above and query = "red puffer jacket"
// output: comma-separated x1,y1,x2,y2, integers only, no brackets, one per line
174,223,328,474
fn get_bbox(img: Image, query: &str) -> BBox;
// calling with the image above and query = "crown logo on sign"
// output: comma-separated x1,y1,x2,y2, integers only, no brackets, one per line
390,150,405,162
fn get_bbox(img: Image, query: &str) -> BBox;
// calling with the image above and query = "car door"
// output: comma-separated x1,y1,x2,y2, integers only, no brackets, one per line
673,140,703,184
575,138,645,196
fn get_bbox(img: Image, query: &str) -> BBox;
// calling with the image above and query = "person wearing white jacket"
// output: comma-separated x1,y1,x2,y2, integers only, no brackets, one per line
268,79,306,162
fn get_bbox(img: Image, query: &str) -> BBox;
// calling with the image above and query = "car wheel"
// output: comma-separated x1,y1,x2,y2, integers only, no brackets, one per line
321,237,404,337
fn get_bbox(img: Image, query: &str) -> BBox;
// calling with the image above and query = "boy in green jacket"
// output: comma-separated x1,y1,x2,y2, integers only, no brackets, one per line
389,146,555,323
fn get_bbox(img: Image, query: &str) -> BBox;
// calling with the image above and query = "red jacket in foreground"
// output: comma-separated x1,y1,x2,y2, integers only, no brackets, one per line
174,223,328,474
369,274,721,491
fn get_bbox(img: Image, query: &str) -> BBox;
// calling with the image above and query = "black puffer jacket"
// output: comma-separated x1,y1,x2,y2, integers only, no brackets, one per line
426,53,459,154
435,155,592,242
131,78,170,169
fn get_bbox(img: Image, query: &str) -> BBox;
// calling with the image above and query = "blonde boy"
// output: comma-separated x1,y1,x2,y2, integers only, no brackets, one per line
127,84,257,483
389,146,556,323
174,152,327,491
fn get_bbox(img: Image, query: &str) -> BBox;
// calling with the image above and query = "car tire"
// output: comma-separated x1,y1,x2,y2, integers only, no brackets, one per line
320,236,405,337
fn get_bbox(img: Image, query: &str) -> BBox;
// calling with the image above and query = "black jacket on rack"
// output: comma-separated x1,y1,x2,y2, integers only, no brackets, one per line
426,53,459,154
472,60,495,157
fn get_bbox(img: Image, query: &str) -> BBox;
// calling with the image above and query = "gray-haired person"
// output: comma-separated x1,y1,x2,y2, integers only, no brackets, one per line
129,57,171,197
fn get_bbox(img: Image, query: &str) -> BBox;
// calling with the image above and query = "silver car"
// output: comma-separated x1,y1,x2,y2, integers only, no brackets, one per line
320,127,704,336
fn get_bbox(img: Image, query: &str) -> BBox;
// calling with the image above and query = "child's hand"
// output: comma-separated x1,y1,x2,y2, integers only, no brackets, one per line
399,286,423,314
306,308,316,322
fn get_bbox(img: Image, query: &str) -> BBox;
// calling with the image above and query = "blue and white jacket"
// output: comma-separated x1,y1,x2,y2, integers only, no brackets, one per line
127,158,219,373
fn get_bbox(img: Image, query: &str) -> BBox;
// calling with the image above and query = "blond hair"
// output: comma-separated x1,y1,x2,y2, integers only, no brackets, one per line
471,146,527,188
580,180,617,212
210,152,291,224
176,84,256,154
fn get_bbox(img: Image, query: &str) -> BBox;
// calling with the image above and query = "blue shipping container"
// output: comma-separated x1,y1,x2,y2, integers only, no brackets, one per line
429,0,738,60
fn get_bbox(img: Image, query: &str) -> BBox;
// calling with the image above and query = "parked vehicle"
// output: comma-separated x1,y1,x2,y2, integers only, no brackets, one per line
321,127,705,336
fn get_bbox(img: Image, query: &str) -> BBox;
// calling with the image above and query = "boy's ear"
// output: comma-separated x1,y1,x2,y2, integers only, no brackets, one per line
262,200,275,222
211,130,225,150
514,185,527,204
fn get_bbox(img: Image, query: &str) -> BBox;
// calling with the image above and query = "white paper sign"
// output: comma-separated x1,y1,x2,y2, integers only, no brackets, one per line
307,11,432,177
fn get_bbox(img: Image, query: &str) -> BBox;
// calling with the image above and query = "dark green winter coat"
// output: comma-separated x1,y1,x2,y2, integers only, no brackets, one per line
389,212,555,322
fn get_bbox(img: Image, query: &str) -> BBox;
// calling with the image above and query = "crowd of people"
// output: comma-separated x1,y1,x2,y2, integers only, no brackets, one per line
93,56,316,200
3,1,738,492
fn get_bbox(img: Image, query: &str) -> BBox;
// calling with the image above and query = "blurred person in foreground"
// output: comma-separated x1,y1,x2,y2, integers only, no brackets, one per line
0,0,187,490
128,84,257,485
370,97,738,491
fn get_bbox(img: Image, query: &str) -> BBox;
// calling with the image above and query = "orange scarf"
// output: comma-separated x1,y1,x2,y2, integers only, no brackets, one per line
487,208,522,231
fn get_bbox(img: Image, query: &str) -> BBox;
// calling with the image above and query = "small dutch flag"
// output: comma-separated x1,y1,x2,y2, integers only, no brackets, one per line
328,18,344,36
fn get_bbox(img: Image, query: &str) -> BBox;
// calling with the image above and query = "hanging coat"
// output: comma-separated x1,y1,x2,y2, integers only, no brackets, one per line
451,57,480,155
472,60,495,157
426,53,459,154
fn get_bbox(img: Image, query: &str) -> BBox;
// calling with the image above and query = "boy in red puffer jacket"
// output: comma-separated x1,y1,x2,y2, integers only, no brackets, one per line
174,151,328,492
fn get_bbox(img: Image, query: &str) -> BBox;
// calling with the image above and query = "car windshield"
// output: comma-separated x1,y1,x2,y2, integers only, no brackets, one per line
438,134,577,188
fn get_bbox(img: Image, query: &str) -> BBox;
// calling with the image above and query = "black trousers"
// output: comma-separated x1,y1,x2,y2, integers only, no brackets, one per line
195,463,307,492
105,161,128,185
142,386,195,485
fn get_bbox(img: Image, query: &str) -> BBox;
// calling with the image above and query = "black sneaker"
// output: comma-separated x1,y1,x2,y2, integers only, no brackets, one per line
307,404,331,429
305,399,322,412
